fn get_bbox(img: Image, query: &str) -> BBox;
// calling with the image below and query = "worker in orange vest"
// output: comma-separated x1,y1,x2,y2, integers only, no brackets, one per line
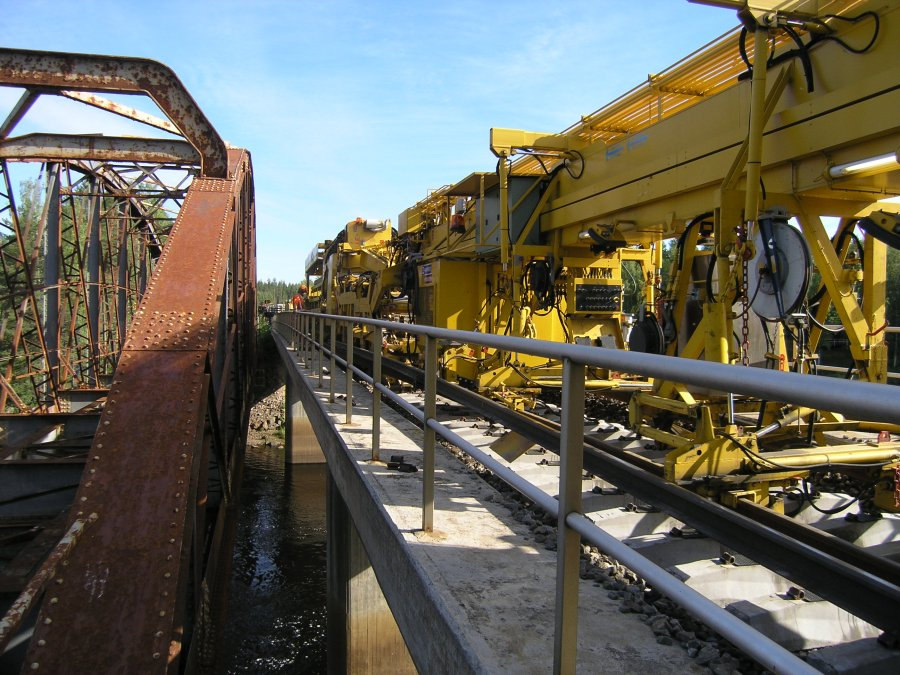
291,288,303,311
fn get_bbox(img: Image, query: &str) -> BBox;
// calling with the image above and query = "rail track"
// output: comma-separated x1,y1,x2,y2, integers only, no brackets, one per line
337,343,900,672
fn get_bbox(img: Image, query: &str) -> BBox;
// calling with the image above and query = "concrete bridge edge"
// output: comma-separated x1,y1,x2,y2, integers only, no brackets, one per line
273,332,485,674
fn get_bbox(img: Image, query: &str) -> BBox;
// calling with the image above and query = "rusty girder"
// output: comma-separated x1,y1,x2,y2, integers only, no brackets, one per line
0,49,256,673
22,149,255,671
0,48,228,178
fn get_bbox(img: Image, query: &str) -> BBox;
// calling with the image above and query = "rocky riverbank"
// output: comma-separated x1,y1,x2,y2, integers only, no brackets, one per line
248,386,286,448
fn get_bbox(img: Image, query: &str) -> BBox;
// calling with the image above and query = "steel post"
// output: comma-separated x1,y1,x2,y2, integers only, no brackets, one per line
138,240,147,300
345,323,353,424
318,316,324,388
372,325,383,461
116,201,128,349
42,163,60,398
301,313,307,363
306,314,313,369
288,314,295,350
423,335,437,532
86,179,100,386
330,318,336,403
302,314,308,365
554,358,585,675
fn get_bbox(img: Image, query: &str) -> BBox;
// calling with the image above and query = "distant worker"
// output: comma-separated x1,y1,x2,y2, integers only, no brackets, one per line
291,288,303,311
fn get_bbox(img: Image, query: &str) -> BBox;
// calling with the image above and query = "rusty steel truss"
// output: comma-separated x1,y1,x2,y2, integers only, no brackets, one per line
0,48,255,673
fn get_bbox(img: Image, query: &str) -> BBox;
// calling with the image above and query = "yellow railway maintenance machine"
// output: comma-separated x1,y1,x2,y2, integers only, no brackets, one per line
487,0,900,511
317,218,393,317
312,0,900,511
386,170,656,408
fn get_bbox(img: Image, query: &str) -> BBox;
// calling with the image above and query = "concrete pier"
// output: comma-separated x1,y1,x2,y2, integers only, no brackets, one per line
285,371,325,463
327,474,415,673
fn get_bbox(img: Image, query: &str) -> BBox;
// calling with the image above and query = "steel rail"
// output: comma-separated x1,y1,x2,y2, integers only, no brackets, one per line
275,322,816,674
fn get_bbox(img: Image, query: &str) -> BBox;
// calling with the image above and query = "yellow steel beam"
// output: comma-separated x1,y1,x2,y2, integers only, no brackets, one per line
490,128,586,157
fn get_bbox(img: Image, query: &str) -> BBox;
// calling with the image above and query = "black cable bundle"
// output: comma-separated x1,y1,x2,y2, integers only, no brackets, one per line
522,259,556,312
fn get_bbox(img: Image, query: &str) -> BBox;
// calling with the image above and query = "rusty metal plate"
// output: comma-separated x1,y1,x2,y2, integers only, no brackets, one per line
25,152,250,672
126,188,235,333
192,178,234,193
25,350,206,671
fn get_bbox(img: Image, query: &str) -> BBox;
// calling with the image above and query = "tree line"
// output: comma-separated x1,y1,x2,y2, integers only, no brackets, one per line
257,278,303,307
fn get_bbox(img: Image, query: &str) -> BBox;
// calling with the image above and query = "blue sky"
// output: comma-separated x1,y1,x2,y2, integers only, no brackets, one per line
1,1,737,281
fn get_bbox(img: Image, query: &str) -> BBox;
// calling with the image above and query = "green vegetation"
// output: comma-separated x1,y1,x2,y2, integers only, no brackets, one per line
257,279,304,306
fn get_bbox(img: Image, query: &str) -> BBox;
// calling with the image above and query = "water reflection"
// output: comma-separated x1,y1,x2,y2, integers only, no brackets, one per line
222,446,327,674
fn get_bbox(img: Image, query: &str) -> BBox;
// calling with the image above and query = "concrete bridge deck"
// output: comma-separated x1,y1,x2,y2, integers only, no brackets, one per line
275,332,700,674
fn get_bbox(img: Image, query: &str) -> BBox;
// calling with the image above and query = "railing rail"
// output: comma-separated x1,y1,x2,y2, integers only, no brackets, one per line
271,310,900,675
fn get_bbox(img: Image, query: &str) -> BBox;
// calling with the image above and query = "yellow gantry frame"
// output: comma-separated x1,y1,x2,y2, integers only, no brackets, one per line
488,0,900,499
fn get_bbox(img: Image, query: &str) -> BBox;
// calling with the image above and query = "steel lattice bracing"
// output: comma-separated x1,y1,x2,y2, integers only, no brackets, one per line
0,158,195,413
0,49,255,674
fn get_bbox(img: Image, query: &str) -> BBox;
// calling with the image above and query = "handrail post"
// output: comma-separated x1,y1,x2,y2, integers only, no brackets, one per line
329,318,336,403
423,335,437,532
318,316,324,389
345,321,354,424
288,313,295,350
372,325,383,461
554,357,585,675
305,314,313,369
300,313,306,363
302,313,309,365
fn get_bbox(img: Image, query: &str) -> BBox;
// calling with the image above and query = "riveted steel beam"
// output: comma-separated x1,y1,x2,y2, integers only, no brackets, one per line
23,149,255,671
0,133,200,164
0,48,227,177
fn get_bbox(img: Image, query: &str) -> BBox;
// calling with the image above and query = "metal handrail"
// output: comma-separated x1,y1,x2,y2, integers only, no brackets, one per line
284,311,900,425
270,311,849,674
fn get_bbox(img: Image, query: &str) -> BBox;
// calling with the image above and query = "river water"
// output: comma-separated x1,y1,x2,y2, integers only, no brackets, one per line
221,446,328,673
